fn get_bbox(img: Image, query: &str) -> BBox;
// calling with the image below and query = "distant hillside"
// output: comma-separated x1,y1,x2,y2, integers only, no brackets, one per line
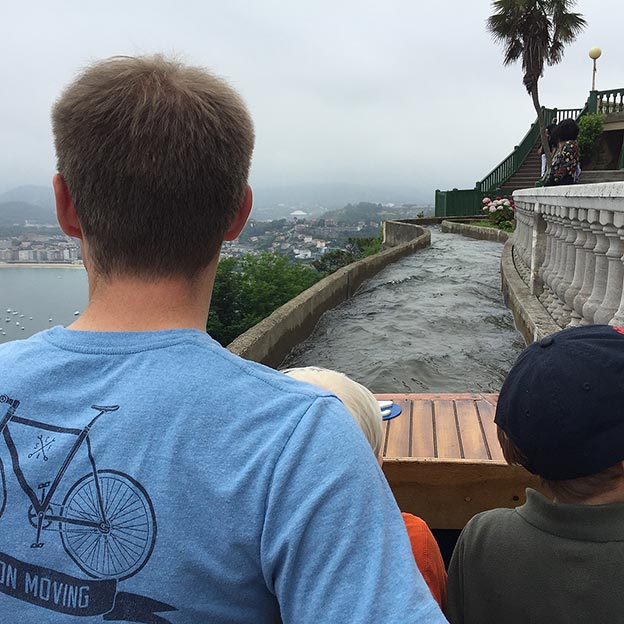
252,183,429,219
320,202,420,224
0,185,57,229
0,185,55,210
0,200,57,227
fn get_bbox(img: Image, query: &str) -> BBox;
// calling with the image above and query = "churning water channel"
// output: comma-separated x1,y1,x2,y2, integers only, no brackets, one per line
283,228,525,393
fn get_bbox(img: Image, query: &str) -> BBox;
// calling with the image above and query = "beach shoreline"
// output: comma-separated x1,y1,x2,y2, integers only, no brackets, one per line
0,262,85,269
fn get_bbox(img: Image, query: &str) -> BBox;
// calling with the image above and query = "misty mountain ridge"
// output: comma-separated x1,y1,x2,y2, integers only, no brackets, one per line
252,182,430,218
0,186,57,228
0,182,432,224
0,185,55,210
320,202,426,224
0,201,57,228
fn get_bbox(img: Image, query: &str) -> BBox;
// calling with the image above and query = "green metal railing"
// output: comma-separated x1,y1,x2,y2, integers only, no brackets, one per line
591,89,624,170
592,88,624,115
553,108,584,122
477,107,556,194
434,189,490,218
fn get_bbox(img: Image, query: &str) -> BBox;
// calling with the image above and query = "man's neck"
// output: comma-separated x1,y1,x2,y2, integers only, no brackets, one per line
69,268,215,333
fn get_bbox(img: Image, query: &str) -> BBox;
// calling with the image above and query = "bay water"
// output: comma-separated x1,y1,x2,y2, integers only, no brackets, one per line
0,266,88,344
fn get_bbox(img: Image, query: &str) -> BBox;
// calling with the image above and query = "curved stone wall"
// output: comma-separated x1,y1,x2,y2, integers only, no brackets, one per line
228,221,430,367
441,219,510,243
501,239,560,345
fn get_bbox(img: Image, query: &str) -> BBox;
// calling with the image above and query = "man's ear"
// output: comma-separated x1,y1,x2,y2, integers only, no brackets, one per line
53,173,83,239
223,185,252,241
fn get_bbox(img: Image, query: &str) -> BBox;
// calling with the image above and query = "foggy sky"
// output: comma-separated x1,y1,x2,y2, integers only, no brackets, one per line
1,0,622,199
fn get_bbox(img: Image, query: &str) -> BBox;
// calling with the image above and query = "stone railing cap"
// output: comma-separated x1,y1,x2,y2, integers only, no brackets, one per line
513,182,624,200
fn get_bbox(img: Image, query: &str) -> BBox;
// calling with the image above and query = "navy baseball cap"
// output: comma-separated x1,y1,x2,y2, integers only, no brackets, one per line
495,325,624,480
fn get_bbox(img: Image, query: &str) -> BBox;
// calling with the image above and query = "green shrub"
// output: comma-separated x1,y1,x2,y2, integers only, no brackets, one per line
207,253,322,345
578,113,604,164
312,236,382,273
208,236,383,345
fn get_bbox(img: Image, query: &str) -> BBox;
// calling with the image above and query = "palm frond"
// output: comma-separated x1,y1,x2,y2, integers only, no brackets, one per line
503,38,524,65
488,0,585,92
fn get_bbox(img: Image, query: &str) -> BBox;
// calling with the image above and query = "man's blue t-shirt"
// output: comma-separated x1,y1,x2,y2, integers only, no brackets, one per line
0,327,445,623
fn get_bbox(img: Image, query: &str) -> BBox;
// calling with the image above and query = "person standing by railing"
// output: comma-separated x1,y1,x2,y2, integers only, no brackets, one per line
537,119,558,176
545,119,581,186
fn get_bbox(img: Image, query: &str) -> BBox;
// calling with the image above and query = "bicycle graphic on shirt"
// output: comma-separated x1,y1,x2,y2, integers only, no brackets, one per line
0,394,156,581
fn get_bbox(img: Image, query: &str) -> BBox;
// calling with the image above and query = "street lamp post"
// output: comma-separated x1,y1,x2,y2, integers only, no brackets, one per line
589,47,602,91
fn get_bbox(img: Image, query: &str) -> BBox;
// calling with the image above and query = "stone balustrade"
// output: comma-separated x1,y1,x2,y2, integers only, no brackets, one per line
512,183,624,329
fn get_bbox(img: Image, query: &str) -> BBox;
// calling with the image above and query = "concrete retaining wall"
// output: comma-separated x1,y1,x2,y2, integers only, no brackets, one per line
228,221,430,367
441,220,510,243
500,239,559,345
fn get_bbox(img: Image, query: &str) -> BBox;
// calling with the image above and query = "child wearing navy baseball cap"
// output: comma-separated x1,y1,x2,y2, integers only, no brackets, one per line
447,325,624,624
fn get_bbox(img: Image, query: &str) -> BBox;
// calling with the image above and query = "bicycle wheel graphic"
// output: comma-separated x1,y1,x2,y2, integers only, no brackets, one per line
0,457,6,519
60,469,156,580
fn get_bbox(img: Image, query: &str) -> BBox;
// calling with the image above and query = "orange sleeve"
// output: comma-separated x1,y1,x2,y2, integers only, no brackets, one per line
402,512,447,611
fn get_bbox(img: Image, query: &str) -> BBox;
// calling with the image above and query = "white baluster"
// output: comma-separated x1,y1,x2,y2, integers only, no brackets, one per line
554,210,581,326
547,209,570,314
582,213,611,325
593,219,624,324
595,212,624,325
539,208,557,305
528,201,547,296
608,217,624,327
550,208,576,324
571,210,599,325
564,209,588,327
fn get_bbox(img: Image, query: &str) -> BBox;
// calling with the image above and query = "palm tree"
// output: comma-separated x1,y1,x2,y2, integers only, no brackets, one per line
487,0,586,169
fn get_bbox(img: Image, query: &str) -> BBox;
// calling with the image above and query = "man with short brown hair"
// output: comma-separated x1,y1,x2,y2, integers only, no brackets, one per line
0,55,445,623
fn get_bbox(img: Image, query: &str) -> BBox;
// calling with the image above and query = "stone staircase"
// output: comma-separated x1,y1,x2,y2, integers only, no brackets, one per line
500,149,624,191
500,148,542,194
580,170,624,184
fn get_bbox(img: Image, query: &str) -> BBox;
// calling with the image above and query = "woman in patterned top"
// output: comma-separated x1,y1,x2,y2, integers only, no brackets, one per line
546,118,580,186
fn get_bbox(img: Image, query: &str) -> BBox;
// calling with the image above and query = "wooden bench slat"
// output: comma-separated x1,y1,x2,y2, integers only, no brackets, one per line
410,399,436,459
455,399,491,460
384,398,412,458
475,398,505,461
432,399,462,459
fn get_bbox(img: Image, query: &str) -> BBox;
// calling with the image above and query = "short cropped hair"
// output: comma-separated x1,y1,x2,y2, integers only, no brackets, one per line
282,367,383,457
52,55,254,279
497,427,624,504
556,118,579,142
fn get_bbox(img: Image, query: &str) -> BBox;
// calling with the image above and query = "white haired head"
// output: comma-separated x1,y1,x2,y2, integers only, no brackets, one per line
282,366,383,458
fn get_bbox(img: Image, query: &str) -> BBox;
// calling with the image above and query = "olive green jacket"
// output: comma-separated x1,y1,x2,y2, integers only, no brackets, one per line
447,488,624,624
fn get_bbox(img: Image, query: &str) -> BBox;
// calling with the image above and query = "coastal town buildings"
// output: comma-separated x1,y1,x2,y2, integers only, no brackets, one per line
0,233,81,264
